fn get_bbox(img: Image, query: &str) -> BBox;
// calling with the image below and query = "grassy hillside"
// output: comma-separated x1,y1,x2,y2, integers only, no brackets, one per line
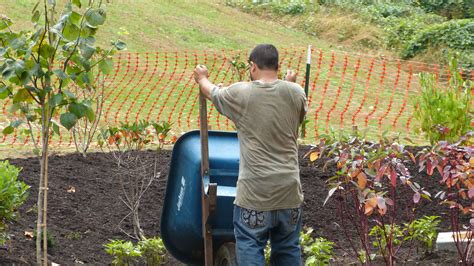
0,0,334,52
227,1,474,68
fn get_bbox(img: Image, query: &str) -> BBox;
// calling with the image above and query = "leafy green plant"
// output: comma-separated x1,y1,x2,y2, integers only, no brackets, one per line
138,237,167,265
104,239,141,266
0,161,29,246
229,54,249,82
414,0,474,19
152,121,173,149
104,237,168,266
369,224,404,257
64,231,82,240
401,19,474,65
413,57,473,144
264,240,271,265
0,1,123,264
404,216,440,254
299,226,334,266
300,226,314,248
304,237,334,266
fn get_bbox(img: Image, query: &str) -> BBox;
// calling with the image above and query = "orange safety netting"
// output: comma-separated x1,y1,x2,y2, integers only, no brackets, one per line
1,47,472,147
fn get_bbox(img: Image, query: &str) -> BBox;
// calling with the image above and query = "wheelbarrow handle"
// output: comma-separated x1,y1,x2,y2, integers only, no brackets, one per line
199,92,210,176
199,91,214,266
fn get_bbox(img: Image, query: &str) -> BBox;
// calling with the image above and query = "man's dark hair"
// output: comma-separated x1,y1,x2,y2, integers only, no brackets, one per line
249,44,279,71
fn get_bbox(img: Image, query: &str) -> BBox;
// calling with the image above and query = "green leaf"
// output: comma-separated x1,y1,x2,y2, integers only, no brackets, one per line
53,69,67,80
2,67,14,80
50,93,63,107
85,8,106,27
52,121,60,135
68,102,88,119
12,89,33,103
31,10,40,23
99,58,113,74
60,112,78,130
72,0,81,8
63,23,80,41
0,17,12,31
80,44,96,60
69,11,82,26
39,44,55,59
63,90,76,100
112,40,126,51
0,86,10,99
85,106,95,123
2,126,14,135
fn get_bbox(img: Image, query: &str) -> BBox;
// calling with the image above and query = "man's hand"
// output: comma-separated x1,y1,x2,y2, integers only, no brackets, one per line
194,65,209,83
194,64,214,100
285,69,297,83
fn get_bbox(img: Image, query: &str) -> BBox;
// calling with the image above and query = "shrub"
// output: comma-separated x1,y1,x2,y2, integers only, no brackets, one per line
369,224,404,256
414,0,474,19
105,237,168,266
404,216,440,254
307,129,429,264
413,57,472,144
98,121,173,241
104,240,142,266
304,237,334,266
138,237,167,265
401,19,474,62
0,161,29,246
417,137,473,265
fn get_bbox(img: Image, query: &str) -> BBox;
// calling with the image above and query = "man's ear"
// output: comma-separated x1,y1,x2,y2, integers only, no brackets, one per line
250,63,257,73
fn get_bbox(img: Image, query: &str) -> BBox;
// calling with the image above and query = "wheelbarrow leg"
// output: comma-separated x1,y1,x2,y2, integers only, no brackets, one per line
201,183,216,266
200,92,216,266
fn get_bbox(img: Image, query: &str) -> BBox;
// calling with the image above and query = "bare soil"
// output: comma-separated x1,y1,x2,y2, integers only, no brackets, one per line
0,146,463,265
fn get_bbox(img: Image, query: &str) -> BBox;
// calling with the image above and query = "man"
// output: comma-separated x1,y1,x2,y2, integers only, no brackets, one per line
193,44,307,265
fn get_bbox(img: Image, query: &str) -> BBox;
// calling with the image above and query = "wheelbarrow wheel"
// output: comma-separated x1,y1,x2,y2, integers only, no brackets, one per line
214,242,237,266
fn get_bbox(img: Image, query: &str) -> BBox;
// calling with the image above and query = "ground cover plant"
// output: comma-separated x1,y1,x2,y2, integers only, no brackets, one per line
104,236,167,266
0,161,29,247
0,0,123,264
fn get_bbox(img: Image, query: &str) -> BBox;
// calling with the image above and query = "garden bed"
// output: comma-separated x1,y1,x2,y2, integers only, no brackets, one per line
0,146,461,264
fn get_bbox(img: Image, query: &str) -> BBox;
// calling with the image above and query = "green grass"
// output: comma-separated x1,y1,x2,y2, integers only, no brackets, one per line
0,0,436,150
0,0,331,51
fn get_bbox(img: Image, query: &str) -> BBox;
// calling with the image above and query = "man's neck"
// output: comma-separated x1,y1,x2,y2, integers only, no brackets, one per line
254,71,278,83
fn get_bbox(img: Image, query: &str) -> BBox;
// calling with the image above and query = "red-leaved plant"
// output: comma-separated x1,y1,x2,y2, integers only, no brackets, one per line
307,130,429,265
417,133,474,265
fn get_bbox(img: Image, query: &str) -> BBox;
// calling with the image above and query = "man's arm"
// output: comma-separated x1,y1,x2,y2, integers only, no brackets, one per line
193,65,214,100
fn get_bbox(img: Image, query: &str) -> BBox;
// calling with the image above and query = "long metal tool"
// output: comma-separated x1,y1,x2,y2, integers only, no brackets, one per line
199,91,215,266
301,45,311,138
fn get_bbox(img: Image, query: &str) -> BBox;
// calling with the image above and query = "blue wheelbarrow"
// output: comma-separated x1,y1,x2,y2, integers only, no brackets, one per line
161,93,239,265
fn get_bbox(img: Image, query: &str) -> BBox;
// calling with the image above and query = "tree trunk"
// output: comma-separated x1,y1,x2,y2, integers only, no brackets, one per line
36,150,44,265
36,104,50,266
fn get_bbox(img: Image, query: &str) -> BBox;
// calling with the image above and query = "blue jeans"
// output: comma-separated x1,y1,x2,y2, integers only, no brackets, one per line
233,205,302,266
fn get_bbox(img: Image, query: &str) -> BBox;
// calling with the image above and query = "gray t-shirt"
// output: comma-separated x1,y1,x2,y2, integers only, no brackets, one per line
211,80,307,211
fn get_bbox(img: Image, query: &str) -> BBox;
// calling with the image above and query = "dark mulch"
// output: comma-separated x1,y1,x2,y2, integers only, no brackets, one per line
0,146,463,264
